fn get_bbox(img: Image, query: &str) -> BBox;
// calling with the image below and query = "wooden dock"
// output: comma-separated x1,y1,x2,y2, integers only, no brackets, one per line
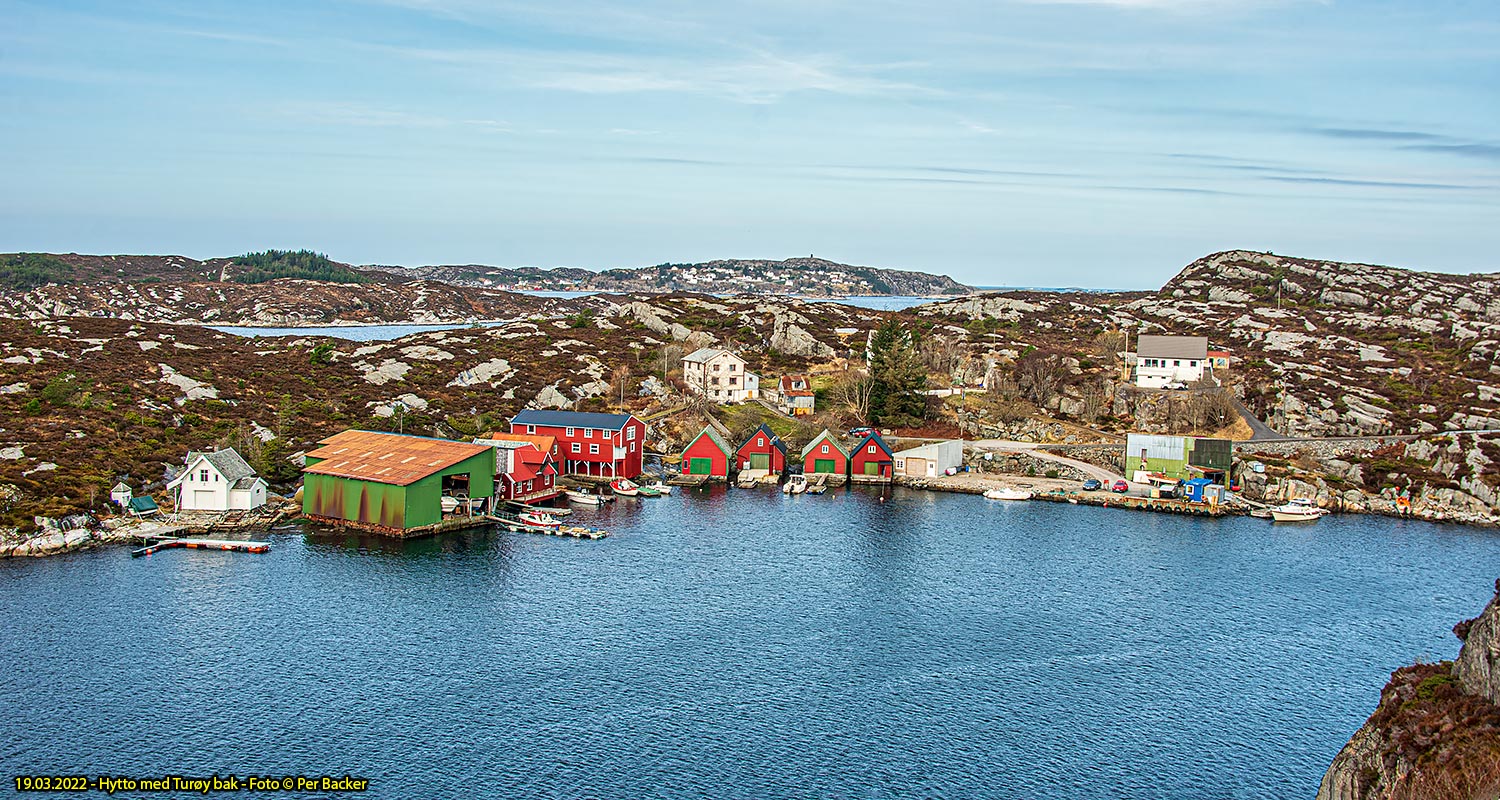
1032,491,1230,517
131,537,271,557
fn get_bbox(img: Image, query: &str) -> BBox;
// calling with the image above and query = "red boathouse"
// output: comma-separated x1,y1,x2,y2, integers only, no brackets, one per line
680,427,732,479
735,423,788,475
849,431,894,483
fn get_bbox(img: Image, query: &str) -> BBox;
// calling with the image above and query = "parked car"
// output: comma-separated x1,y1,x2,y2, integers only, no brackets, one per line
1081,478,1102,491
1111,479,1130,493
1165,381,1189,390
847,427,873,437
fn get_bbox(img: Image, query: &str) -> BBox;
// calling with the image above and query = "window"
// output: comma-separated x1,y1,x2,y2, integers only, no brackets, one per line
729,377,737,385
868,445,876,454
585,428,593,438
712,377,720,385
589,443,599,455
199,469,209,482
821,444,829,453
566,427,575,436
627,427,636,440
713,364,721,371
571,443,581,454
757,437,765,446
1174,360,1181,366
526,425,536,434
730,363,737,372
629,441,636,452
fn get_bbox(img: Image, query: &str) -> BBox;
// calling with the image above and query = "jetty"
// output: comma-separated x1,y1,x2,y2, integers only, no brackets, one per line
1031,491,1230,517
489,513,608,539
131,537,271,557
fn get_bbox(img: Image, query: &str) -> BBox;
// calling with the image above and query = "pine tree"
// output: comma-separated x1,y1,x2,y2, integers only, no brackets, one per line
867,319,928,425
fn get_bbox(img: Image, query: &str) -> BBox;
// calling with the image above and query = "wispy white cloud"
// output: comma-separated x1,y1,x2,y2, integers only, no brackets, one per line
369,44,935,103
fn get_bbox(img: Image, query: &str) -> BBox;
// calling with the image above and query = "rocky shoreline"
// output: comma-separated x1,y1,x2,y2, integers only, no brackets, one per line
1318,580,1500,799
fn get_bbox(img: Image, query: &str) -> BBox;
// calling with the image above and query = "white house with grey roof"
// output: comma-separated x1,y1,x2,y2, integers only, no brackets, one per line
1134,335,1210,389
681,348,760,403
167,448,268,512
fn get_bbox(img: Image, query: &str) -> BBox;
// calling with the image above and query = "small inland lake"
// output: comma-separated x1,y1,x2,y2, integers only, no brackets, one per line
2,487,1496,799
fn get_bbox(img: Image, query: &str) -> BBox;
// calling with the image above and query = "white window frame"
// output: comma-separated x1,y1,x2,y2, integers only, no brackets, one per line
566,427,575,436
571,442,581,454
589,443,600,455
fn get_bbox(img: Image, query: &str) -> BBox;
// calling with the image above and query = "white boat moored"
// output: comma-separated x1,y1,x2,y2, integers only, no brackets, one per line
984,487,1033,501
1269,497,1326,522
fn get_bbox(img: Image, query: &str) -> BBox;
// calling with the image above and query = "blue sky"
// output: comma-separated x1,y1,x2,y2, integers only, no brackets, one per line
2,0,1497,288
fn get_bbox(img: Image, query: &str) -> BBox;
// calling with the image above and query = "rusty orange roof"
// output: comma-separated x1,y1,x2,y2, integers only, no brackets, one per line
481,432,557,454
304,430,492,486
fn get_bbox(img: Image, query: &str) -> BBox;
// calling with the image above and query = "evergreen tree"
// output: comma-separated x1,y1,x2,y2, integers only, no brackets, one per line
867,319,928,425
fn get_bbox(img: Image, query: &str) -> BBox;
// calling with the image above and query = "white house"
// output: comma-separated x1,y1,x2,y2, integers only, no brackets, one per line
682,348,759,403
893,440,965,478
1134,335,1209,389
167,448,268,512
110,481,133,507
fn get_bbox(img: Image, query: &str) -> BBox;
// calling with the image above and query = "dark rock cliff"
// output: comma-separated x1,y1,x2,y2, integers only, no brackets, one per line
1317,581,1500,800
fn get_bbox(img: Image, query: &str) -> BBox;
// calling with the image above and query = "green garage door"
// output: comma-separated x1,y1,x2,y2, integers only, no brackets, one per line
814,459,836,473
690,457,713,475
864,461,878,475
750,453,771,470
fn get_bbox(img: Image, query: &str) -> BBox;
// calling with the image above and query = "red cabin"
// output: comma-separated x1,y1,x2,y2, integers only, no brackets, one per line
850,432,894,482
800,429,850,476
680,427,732,478
735,424,788,475
509,410,647,479
479,433,561,504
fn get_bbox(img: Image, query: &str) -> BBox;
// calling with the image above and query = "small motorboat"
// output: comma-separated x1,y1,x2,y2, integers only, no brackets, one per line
520,510,560,529
782,474,808,494
611,478,658,497
643,479,673,495
984,487,1033,501
565,489,610,505
1270,497,1325,522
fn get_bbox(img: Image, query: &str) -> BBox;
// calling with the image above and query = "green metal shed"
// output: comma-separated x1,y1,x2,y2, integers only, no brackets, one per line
301,430,495,533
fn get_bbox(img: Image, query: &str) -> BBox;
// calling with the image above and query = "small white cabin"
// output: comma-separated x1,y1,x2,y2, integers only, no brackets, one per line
167,448,268,512
110,481,133,507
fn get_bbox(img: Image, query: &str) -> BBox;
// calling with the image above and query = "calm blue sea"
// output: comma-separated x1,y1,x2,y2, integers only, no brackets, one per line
2,488,1494,799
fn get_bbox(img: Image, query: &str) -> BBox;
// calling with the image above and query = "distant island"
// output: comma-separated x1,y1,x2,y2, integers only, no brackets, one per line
0,251,972,298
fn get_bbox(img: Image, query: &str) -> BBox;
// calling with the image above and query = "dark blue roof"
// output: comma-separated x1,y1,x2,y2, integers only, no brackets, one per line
511,409,636,430
852,431,893,457
738,423,788,455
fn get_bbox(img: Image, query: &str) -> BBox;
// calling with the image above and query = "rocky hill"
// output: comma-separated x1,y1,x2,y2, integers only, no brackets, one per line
918,250,1500,440
363,256,973,297
0,276,562,326
1318,580,1500,800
